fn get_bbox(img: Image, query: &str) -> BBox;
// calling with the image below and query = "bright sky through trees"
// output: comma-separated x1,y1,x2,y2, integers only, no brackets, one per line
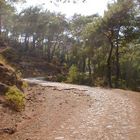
17,0,110,17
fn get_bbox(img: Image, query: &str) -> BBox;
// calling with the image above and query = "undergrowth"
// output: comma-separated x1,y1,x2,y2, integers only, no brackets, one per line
5,86,25,111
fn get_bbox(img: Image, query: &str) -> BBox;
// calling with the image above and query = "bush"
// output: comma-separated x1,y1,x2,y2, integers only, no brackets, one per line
67,65,79,83
56,74,67,82
5,86,25,111
0,54,7,64
22,81,28,89
94,77,106,87
77,73,91,85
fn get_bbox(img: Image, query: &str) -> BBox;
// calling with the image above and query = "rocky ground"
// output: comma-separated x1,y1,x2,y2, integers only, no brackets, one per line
0,83,140,140
0,62,23,94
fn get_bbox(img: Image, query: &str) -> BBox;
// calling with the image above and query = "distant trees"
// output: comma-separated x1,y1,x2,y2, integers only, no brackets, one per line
50,0,86,3
0,0,24,35
82,0,139,89
7,6,68,62
0,0,140,90
102,0,135,87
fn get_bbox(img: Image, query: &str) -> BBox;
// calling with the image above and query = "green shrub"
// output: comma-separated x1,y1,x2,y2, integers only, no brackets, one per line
77,73,91,85
22,81,28,89
6,86,25,111
67,65,79,83
94,77,105,87
0,54,7,64
56,74,67,82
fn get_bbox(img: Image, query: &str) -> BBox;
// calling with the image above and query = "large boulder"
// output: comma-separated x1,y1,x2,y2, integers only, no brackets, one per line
0,62,23,93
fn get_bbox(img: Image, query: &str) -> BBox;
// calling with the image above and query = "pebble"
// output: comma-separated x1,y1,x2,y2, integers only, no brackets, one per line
70,127,75,130
60,125,64,129
106,125,113,129
55,137,64,140
72,131,79,134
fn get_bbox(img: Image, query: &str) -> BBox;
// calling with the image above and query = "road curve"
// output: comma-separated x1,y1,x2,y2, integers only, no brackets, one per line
22,78,140,140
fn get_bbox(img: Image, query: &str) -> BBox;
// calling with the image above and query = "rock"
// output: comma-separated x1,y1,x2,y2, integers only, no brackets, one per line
55,137,64,140
0,127,17,135
60,125,64,129
0,82,9,95
106,125,113,129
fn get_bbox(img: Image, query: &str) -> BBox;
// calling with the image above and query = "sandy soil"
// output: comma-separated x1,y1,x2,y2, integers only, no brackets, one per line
0,83,140,140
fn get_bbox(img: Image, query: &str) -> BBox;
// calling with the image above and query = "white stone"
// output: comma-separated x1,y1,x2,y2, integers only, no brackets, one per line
55,137,64,140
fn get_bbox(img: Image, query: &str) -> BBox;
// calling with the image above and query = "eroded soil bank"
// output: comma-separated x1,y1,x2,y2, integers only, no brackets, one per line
0,83,140,140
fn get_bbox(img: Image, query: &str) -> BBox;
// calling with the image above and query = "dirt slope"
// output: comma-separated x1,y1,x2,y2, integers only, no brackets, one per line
0,83,140,140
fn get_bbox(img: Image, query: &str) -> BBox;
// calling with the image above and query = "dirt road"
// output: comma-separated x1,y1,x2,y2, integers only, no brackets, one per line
0,79,140,140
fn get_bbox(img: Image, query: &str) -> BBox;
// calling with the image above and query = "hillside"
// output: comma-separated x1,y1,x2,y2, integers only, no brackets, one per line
1,45,66,79
0,39,23,94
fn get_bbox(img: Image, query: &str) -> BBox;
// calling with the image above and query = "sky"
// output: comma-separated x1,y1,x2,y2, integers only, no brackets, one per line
17,0,111,17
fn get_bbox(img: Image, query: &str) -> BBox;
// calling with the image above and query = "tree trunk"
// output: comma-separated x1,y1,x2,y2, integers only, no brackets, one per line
107,40,114,88
115,26,121,88
82,57,86,73
33,35,36,48
88,57,91,77
47,37,51,62
0,15,2,35
115,41,120,88
51,42,58,60
24,34,29,50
